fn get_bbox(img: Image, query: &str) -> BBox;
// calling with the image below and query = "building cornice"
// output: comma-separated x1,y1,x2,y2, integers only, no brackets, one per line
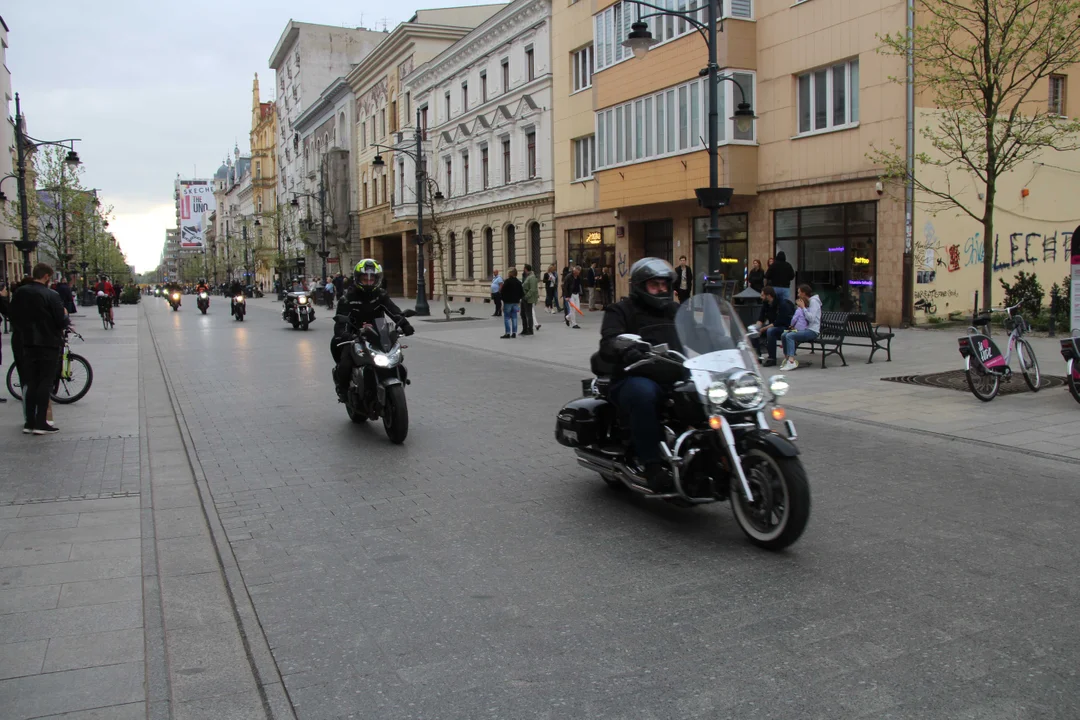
269,22,301,70
408,0,550,91
294,78,352,133
345,23,473,95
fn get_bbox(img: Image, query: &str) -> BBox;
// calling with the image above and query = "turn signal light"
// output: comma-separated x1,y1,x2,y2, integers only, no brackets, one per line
771,407,786,421
708,416,724,430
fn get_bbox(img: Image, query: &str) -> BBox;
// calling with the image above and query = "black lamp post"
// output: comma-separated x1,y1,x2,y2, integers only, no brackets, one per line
371,109,441,316
622,2,756,279
0,94,82,278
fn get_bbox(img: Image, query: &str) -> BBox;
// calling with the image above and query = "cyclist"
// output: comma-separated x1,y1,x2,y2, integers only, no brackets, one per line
93,275,115,327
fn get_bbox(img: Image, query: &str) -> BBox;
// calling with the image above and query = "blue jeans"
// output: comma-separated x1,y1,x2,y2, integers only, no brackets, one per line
503,303,520,334
752,326,786,360
610,376,664,465
782,329,818,357
774,287,791,303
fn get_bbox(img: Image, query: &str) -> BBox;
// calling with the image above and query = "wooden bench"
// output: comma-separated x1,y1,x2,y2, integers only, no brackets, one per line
800,311,895,368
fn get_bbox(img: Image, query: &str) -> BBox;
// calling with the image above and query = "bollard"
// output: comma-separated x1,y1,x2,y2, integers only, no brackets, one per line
1049,286,1059,338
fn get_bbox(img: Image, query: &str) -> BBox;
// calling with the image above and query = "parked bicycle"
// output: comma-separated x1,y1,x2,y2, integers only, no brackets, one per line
1061,330,1080,405
7,330,93,404
957,302,1040,401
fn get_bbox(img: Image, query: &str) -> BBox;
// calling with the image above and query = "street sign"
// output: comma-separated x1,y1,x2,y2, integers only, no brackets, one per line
328,257,339,264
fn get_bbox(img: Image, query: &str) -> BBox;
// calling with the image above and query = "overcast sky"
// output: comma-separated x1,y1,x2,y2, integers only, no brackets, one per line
5,1,497,271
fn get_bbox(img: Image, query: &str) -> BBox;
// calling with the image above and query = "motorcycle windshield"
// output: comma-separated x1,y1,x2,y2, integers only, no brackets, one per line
674,294,757,372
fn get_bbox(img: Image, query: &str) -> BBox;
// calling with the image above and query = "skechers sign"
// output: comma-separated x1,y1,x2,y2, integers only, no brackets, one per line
179,180,217,250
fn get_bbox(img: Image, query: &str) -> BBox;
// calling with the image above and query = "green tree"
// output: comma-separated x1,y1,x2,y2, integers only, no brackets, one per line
871,0,1080,311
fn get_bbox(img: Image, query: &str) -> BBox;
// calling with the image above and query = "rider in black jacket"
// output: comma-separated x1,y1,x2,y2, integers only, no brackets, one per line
598,257,683,492
331,259,414,400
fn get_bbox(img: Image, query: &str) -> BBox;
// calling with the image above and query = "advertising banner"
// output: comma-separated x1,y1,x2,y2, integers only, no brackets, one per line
1072,224,1079,334
179,180,216,249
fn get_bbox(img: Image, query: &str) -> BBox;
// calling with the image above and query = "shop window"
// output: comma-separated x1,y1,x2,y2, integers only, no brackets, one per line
693,214,749,294
566,227,616,272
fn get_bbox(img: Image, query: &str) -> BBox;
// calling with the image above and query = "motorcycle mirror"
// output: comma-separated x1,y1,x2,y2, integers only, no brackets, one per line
612,333,645,352
402,309,417,318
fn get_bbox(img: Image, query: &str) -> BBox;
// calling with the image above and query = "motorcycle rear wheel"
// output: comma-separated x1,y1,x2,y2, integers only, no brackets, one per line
730,448,810,551
382,385,409,444
965,366,999,401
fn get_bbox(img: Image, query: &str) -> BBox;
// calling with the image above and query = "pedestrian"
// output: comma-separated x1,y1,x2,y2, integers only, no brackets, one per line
543,264,559,313
7,263,68,434
780,284,822,371
749,286,794,367
674,255,693,303
765,251,795,302
499,267,524,339
563,266,583,329
586,262,601,310
490,269,504,317
0,281,9,404
333,273,344,300
55,275,77,314
520,264,539,336
599,266,612,309
324,277,336,309
747,259,765,293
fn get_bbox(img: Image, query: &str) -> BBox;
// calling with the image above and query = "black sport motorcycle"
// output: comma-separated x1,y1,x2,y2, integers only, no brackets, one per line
168,290,182,311
283,291,314,330
556,294,810,550
197,291,210,314
231,294,246,321
333,311,415,444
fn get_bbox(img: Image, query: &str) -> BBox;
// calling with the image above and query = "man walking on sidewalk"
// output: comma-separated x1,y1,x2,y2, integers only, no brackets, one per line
8,263,68,434
521,264,539,335
490,270,504,317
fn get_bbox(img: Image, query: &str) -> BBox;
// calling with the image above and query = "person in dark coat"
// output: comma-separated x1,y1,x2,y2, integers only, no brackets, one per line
747,259,766,293
55,276,77,314
764,251,796,302
7,264,69,432
673,255,694,303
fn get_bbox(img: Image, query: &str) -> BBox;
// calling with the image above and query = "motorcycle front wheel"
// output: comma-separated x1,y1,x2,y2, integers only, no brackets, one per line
730,448,810,551
301,320,310,331
382,385,409,444
965,365,999,401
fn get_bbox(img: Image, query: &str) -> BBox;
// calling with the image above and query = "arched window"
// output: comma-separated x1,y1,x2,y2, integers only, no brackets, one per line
484,227,494,279
465,229,475,279
449,232,457,279
505,224,516,268
529,222,541,270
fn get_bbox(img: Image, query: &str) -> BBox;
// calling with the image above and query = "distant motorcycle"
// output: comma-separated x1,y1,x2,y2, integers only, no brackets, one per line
197,292,210,314
168,290,182,311
283,291,314,330
231,294,246,321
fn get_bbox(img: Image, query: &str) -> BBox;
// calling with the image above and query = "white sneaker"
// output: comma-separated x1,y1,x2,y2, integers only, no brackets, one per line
790,358,800,370
779,359,794,371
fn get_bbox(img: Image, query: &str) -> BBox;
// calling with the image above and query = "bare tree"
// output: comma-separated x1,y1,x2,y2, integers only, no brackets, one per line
871,0,1080,310
418,175,460,320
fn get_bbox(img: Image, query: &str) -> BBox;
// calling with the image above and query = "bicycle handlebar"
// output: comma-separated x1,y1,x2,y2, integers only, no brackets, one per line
989,302,1022,315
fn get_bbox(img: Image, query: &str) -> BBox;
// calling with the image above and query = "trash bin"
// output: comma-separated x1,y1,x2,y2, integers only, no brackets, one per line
731,285,763,330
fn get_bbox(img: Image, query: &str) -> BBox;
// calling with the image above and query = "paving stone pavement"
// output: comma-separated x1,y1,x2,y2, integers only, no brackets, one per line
146,294,1079,719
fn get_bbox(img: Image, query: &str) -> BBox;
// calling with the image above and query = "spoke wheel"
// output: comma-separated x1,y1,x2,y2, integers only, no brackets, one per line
1018,339,1040,392
7,363,22,401
52,354,93,404
965,365,999,401
730,449,810,551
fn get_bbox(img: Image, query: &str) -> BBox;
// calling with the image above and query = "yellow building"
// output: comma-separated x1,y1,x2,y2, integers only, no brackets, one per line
250,73,278,289
554,0,909,323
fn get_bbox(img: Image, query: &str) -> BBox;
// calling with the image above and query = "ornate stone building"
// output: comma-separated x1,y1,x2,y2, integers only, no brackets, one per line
249,73,277,289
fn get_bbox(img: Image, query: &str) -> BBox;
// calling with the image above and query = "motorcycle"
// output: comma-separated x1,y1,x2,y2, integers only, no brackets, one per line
168,290,182,311
1062,331,1080,405
283,291,314,330
197,291,210,314
231,294,246,322
333,311,415,444
555,294,810,551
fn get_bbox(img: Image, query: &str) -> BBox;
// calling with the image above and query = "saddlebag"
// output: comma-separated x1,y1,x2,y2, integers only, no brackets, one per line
555,397,612,448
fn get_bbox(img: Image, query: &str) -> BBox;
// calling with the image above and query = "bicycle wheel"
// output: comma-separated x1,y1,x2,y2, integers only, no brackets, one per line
6,363,22,401
1018,339,1041,392
52,354,93,404
101,312,109,330
966,365,999,401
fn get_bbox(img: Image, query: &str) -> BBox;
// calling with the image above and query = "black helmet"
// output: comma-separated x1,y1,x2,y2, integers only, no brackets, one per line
629,257,676,311
353,259,383,296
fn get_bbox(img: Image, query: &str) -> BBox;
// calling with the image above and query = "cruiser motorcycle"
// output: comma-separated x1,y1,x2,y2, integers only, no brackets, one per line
231,294,246,321
283,291,314,330
197,291,210,314
556,294,810,550
333,312,414,444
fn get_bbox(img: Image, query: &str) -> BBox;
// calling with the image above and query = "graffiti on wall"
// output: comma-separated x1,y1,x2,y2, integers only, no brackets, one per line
617,252,629,278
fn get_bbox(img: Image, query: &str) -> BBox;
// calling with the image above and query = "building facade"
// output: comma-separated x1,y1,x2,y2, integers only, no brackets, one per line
346,6,506,297
250,73,277,289
211,148,253,284
553,0,908,323
397,0,554,303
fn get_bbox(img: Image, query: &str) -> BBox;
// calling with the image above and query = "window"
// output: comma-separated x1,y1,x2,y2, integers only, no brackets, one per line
481,72,488,102
1050,75,1067,116
573,135,595,180
501,59,510,93
526,47,535,81
462,82,469,113
482,146,490,189
449,232,458,279
390,101,398,132
484,227,494,278
797,59,859,135
526,131,537,178
255,161,261,179
380,108,387,137
445,158,453,197
399,161,405,201
371,121,376,145
419,106,428,139
405,92,411,119
506,224,516,267
363,182,368,209
445,91,451,120
463,151,470,193
466,229,475,278
573,45,594,93
502,138,511,184
595,73,756,170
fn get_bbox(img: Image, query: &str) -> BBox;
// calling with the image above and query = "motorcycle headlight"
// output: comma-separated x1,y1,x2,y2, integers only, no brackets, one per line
769,375,790,398
706,383,730,406
199,292,208,299
373,353,390,367
172,293,180,299
298,295,308,304
235,295,245,302
728,370,765,409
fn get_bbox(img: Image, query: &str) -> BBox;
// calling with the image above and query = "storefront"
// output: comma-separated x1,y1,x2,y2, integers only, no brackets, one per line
692,214,749,293
773,201,877,318
566,226,616,272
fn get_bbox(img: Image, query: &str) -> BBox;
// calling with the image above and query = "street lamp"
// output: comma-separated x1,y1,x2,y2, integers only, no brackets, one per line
0,94,81,278
622,4,757,279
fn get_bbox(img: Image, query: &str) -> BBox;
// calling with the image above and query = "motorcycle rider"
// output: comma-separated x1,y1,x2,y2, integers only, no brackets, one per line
598,258,684,493
331,259,414,401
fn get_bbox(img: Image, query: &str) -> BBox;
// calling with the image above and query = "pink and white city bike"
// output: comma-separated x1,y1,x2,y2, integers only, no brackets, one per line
957,302,1041,402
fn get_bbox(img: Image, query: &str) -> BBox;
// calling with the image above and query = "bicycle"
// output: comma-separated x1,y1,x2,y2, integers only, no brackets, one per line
7,330,94,404
96,294,114,329
957,302,1040,401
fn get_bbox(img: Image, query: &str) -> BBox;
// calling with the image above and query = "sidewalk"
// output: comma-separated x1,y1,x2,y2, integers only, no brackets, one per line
0,303,291,719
